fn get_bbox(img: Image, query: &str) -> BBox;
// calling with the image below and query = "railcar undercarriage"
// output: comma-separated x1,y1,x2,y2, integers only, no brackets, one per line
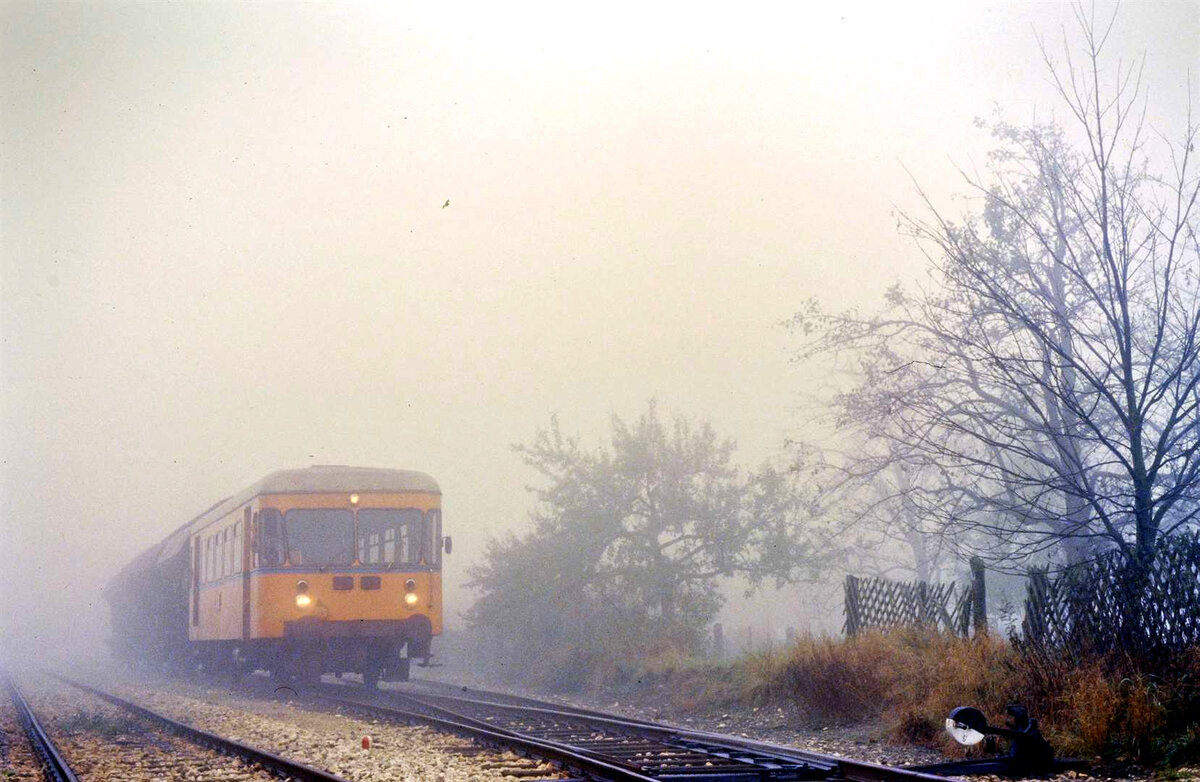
188,616,432,686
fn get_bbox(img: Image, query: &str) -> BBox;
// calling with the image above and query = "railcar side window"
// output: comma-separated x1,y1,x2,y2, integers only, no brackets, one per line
425,509,442,568
358,508,422,566
232,522,242,575
258,509,285,567
285,509,354,566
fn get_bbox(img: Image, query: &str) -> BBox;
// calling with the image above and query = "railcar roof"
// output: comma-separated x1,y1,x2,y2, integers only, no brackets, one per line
255,465,440,496
151,466,439,567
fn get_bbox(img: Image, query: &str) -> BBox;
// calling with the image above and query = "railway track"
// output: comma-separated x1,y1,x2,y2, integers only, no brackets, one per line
317,680,960,782
6,670,354,782
393,677,672,730
5,673,78,782
59,669,572,781
28,667,959,782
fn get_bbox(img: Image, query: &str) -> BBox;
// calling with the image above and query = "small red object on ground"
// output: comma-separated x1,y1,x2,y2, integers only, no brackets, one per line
362,735,371,750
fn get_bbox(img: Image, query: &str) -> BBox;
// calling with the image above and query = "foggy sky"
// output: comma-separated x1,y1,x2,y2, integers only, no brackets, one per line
2,2,1197,653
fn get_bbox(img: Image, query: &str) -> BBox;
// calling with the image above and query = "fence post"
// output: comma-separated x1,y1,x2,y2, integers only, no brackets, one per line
1025,567,1048,644
844,575,860,637
970,556,988,637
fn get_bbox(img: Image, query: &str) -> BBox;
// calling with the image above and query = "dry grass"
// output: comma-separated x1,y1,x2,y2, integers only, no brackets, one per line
1006,649,1199,763
745,633,891,723
739,630,1013,736
1058,664,1119,754
517,623,1199,768
733,629,1200,766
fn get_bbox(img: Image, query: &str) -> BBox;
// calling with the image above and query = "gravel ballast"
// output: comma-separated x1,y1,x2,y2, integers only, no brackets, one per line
104,675,567,781
16,672,293,781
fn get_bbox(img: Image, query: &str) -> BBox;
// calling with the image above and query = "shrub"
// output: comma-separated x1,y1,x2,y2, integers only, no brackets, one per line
745,629,1013,731
481,619,1199,768
1005,647,1200,763
740,628,1199,767
1059,664,1119,755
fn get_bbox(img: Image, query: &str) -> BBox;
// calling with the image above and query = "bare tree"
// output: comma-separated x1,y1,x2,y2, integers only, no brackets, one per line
799,438,956,581
793,8,1200,574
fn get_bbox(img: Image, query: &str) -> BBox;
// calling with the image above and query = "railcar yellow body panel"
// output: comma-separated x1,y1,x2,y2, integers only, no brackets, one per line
186,475,443,646
257,491,439,514
246,571,443,639
195,578,244,640
192,571,442,641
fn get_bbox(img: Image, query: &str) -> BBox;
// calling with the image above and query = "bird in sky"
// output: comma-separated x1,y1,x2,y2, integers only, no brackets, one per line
442,199,450,209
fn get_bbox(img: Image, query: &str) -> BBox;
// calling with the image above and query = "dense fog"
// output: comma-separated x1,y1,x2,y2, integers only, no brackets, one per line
2,2,1196,670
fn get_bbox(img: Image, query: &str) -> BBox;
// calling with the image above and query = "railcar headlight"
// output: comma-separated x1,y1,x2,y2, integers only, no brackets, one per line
403,579,418,607
295,580,311,608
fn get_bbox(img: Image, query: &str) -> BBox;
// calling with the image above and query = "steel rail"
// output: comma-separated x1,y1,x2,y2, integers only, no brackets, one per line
318,689,658,782
381,688,960,782
4,674,80,782
386,690,836,780
401,676,670,729
50,674,354,782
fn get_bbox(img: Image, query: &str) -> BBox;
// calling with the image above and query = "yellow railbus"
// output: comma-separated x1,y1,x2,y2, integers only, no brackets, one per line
107,466,449,685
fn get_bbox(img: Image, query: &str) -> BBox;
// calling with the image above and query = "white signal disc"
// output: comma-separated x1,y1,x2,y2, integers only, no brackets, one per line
945,717,986,746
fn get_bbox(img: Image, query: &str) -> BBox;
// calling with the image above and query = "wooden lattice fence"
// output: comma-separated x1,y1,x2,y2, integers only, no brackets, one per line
843,574,975,637
1017,533,1200,660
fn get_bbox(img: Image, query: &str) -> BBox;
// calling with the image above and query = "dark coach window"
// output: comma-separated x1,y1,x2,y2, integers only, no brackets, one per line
258,509,285,567
286,509,354,566
358,508,422,566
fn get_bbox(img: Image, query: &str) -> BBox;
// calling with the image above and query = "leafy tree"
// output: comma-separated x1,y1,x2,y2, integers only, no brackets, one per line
793,10,1200,574
466,402,818,686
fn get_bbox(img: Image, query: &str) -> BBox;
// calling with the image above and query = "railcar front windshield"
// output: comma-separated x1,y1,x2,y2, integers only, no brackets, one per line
358,508,423,566
285,509,354,566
